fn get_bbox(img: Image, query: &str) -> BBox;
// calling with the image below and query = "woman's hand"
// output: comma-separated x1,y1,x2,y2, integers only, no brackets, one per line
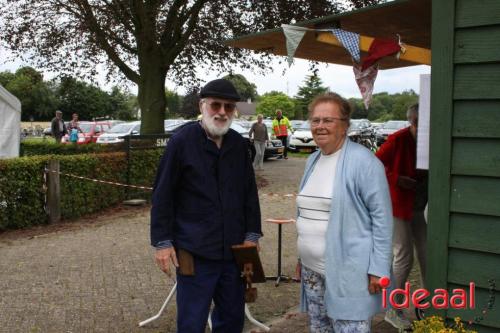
368,274,382,294
294,260,301,281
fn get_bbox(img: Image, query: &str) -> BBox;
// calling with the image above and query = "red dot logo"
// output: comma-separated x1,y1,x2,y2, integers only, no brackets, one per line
379,276,391,288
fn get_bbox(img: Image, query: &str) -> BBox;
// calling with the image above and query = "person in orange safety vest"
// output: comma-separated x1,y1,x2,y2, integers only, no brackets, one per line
272,109,293,159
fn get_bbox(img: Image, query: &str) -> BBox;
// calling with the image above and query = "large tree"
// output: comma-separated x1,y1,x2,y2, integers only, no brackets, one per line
294,70,329,119
179,88,200,119
1,67,58,121
0,0,377,133
256,91,295,119
55,76,113,120
223,74,258,102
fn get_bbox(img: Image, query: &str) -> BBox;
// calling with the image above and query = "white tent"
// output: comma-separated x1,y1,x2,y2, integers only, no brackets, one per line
0,84,21,158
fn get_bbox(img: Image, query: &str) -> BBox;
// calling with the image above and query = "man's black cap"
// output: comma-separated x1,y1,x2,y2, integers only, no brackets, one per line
200,79,240,101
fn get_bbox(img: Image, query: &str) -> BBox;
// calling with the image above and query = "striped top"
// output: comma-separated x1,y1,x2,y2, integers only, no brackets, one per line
296,150,340,275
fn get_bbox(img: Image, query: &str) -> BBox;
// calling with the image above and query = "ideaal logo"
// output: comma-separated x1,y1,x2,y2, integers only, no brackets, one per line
379,276,475,309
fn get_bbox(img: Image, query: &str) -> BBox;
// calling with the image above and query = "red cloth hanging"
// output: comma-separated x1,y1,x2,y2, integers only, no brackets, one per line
361,38,401,70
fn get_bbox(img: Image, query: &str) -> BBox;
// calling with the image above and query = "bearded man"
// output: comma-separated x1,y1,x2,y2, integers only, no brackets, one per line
150,79,262,333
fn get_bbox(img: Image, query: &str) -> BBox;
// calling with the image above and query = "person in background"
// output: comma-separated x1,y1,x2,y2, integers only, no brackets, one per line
50,110,67,143
376,104,427,330
272,109,293,159
249,114,269,170
68,113,82,143
296,92,393,333
150,79,262,333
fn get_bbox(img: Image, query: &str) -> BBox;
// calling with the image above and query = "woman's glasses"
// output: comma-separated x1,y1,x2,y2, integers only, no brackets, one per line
310,117,347,127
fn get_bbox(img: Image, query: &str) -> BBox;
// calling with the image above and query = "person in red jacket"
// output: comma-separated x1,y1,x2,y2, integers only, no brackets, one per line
376,104,427,330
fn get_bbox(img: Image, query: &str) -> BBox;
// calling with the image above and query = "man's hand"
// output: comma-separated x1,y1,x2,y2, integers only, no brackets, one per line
155,247,179,276
368,274,382,294
242,240,260,252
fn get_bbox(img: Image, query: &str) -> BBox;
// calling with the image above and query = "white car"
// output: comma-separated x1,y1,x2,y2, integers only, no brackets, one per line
96,121,141,144
375,120,410,145
289,122,317,153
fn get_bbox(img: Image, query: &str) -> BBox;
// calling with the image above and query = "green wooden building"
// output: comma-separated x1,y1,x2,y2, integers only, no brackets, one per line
429,1,500,332
227,0,500,331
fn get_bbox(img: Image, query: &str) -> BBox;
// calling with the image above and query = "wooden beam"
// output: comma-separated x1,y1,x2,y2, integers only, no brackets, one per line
316,31,431,65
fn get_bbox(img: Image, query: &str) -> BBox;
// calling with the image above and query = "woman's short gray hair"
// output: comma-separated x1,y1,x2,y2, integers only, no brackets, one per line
308,92,352,121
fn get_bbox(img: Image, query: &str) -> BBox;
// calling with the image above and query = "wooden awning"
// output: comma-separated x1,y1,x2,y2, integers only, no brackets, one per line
225,0,431,69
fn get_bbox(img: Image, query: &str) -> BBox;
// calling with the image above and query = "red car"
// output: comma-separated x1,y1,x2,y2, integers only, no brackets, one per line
61,121,112,144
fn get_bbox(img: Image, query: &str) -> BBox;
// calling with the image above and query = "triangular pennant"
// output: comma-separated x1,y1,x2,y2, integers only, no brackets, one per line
353,63,378,110
330,28,360,63
281,24,308,66
361,38,401,70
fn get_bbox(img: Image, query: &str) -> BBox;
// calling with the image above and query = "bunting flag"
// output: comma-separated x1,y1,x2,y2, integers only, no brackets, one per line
281,24,308,66
361,38,401,70
330,28,361,63
353,63,378,110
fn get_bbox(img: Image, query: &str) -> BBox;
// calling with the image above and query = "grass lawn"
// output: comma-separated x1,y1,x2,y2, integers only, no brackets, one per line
22,137,56,144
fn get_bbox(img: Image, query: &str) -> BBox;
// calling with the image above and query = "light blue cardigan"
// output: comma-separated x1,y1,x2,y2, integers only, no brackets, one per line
299,138,393,321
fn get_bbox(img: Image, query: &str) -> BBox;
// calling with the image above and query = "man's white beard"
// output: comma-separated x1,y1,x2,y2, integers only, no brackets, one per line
202,109,233,137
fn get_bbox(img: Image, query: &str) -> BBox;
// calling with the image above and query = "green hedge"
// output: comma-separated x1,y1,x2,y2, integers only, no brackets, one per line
0,149,165,230
21,140,123,156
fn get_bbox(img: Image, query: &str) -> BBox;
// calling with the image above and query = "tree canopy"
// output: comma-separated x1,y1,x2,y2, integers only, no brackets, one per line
0,0,378,134
179,88,200,119
0,67,57,121
256,91,295,119
294,71,329,120
223,74,258,102
350,90,419,121
0,67,137,121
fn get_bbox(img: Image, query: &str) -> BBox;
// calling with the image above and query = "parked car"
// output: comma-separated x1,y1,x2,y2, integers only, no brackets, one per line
234,119,252,130
96,121,141,144
43,126,52,137
288,121,317,153
290,120,305,131
164,119,186,130
262,127,284,160
107,120,126,128
43,122,70,137
61,121,112,144
375,120,410,146
164,120,190,133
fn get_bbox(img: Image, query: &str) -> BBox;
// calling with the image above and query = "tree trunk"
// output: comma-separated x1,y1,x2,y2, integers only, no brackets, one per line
137,60,167,134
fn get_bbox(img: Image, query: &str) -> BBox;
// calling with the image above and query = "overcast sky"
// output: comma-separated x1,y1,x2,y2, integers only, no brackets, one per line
0,46,430,99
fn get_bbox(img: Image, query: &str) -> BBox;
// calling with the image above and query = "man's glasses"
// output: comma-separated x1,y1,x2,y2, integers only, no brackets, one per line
204,101,237,113
310,117,347,127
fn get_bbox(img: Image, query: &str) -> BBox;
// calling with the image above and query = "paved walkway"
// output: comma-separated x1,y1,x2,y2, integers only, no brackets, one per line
0,156,417,332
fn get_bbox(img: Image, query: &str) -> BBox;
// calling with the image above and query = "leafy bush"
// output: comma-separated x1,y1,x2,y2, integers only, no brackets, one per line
412,316,477,333
21,140,123,156
0,148,165,230
0,155,48,229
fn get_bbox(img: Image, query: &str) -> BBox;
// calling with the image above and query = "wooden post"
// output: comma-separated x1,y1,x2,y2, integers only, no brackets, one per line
47,160,61,223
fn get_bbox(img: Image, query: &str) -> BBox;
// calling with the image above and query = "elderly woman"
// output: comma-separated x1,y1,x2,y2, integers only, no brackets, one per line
296,93,393,333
